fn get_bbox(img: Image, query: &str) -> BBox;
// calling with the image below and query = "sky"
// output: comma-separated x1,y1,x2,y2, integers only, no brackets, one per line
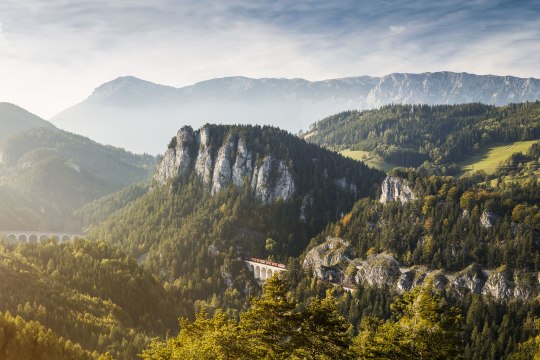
0,0,539,119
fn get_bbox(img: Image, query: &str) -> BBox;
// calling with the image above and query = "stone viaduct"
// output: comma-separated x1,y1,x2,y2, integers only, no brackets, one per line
244,257,286,282
0,231,84,244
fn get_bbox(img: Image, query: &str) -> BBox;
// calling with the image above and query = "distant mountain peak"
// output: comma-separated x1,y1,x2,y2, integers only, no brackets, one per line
51,71,540,154
92,76,172,96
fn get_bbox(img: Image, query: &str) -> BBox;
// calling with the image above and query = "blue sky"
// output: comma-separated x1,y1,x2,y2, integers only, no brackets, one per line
0,0,539,118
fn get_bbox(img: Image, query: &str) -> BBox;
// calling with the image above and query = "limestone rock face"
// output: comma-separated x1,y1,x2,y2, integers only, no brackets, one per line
194,127,213,185
211,136,235,195
304,240,540,301
299,195,314,222
154,125,297,204
450,264,487,295
397,267,428,292
155,127,196,184
252,156,296,203
379,176,416,204
232,137,253,188
355,253,401,288
480,211,500,229
303,237,355,281
268,160,296,202
482,267,513,301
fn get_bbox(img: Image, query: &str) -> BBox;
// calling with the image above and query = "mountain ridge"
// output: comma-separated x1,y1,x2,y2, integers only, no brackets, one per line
50,71,540,154
0,102,56,141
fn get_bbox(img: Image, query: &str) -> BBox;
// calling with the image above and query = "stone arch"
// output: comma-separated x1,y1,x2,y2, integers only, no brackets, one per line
7,234,17,243
39,234,49,242
28,234,38,244
255,266,260,279
18,234,28,243
267,268,273,279
61,234,70,242
260,266,267,281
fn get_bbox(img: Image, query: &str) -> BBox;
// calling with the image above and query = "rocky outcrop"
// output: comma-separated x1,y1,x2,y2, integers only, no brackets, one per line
450,264,487,296
154,126,297,204
155,127,196,184
355,253,401,288
303,237,355,282
211,136,235,195
483,267,513,301
304,238,540,301
251,156,296,204
397,267,429,292
480,211,500,229
194,127,214,185
379,176,416,204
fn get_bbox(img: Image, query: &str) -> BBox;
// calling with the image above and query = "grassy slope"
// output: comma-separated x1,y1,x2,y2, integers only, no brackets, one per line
339,149,394,172
458,140,538,175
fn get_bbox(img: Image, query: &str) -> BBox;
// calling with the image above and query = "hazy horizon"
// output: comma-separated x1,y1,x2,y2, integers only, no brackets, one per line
0,0,539,119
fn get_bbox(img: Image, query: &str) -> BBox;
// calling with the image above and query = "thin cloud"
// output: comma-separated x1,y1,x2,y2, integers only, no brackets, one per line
0,0,538,118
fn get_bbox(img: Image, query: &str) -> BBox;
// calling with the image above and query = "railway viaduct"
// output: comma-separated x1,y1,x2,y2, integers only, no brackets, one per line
0,231,84,244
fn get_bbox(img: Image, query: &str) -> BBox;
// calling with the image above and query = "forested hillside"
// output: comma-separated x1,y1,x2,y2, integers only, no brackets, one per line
0,311,95,360
0,127,154,230
296,154,540,359
0,239,183,359
304,102,540,170
86,124,383,318
75,183,149,229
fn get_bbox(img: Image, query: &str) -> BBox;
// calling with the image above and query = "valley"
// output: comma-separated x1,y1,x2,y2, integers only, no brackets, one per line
1,84,540,360
3,1,540,358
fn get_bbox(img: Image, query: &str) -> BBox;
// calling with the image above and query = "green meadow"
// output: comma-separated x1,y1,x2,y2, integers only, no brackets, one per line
340,149,394,172
458,140,538,175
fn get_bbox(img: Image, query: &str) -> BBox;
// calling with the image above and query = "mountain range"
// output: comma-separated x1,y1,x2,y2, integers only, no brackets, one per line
51,72,540,154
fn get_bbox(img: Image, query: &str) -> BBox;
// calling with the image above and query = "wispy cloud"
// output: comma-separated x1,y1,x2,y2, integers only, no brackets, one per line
0,0,539,118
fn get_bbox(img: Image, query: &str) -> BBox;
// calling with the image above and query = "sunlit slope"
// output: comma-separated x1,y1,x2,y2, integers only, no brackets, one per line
304,102,540,169
459,140,538,175
0,239,181,359
0,127,154,230
339,149,394,172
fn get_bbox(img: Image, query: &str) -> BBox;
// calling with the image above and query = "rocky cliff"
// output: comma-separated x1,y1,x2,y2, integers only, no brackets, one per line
304,237,540,302
155,126,296,204
379,175,416,204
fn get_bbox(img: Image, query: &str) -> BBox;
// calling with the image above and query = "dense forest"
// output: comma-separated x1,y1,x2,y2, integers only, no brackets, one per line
309,169,540,271
0,310,96,360
0,239,183,359
140,274,540,360
304,102,540,169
